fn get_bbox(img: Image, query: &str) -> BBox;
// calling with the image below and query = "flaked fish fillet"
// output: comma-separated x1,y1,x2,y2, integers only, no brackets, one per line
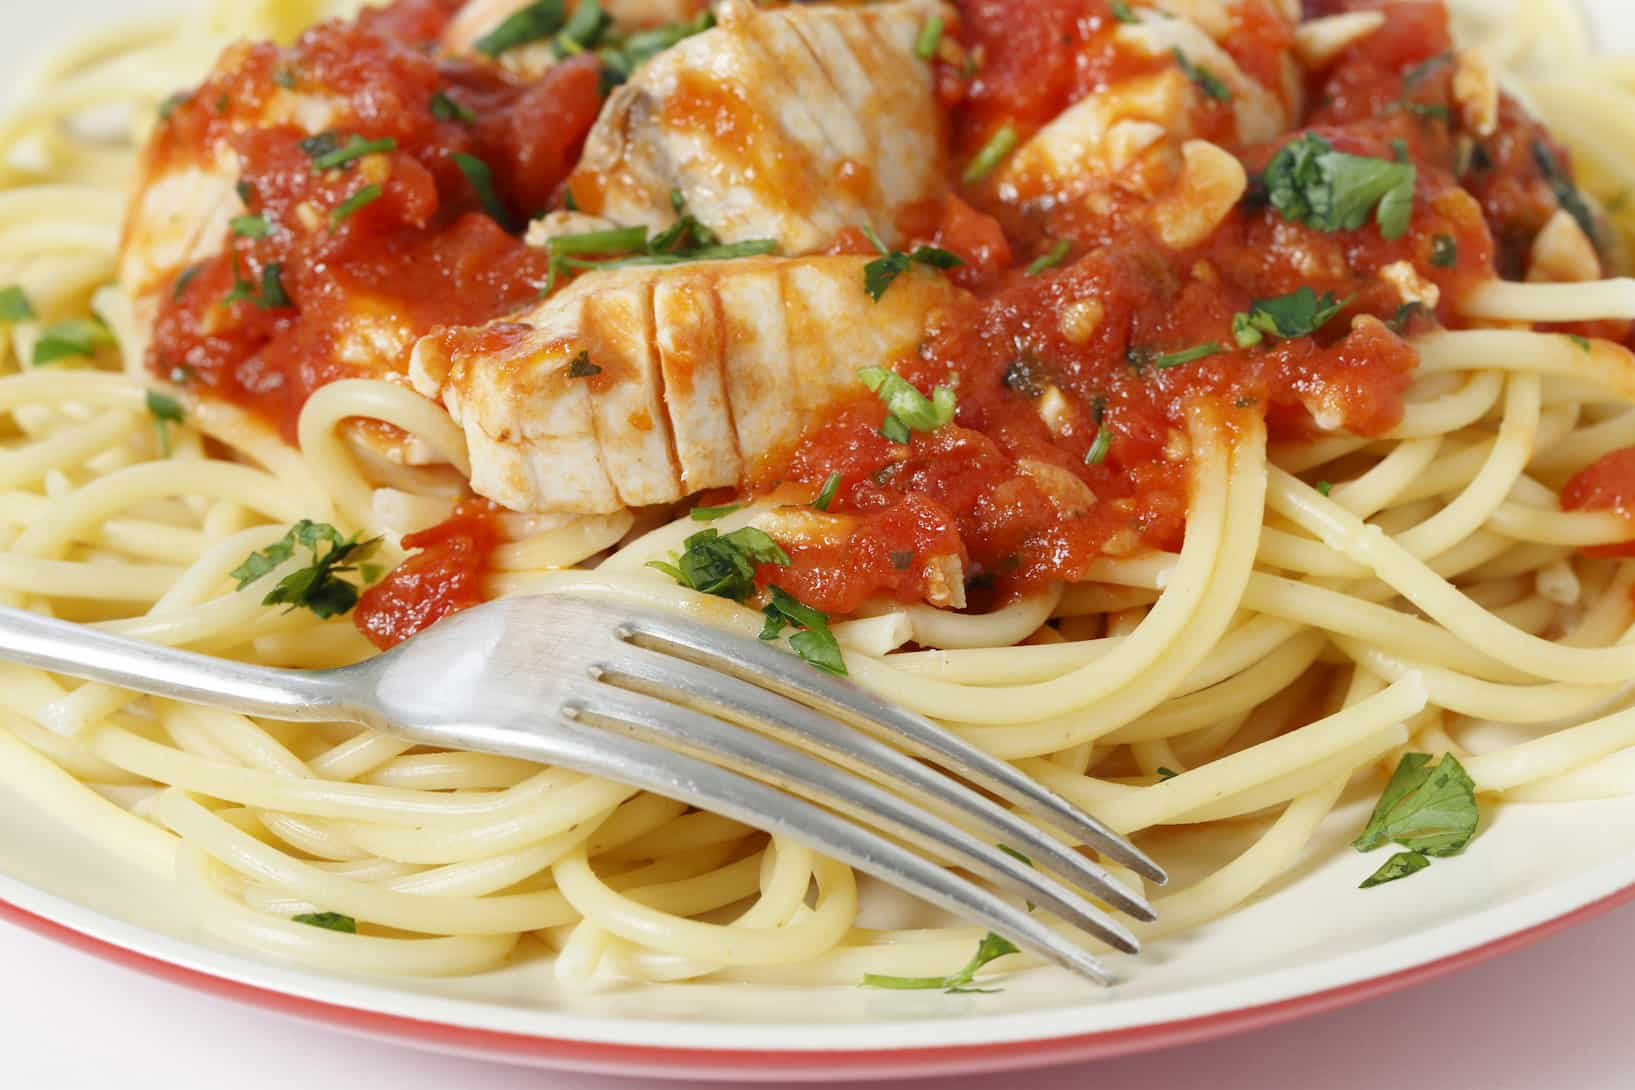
566,0,952,255
410,255,960,514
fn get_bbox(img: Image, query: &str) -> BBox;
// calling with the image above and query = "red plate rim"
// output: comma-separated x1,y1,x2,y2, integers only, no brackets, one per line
3,881,1634,1082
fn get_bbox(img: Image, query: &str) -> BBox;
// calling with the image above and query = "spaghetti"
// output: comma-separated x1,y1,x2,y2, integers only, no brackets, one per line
0,0,1633,992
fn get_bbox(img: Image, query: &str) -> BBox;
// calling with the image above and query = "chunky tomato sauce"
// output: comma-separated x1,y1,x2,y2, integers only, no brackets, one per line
753,0,1595,614
147,0,602,439
354,501,504,648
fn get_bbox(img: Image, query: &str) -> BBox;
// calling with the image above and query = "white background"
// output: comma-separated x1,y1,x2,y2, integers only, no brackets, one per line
5,899,1635,1089
6,1,1635,1087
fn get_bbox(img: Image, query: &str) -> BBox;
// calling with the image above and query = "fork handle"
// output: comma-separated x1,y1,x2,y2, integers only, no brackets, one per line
0,605,353,722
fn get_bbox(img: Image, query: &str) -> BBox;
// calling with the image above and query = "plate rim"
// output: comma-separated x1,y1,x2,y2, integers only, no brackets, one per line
4,862,1635,1081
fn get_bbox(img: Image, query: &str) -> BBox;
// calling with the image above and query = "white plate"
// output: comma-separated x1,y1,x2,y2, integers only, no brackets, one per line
3,1,1634,1081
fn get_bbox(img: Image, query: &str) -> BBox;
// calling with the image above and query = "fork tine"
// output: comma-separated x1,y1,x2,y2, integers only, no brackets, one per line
573,679,1142,955
599,638,1156,924
546,691,1120,983
619,605,1168,886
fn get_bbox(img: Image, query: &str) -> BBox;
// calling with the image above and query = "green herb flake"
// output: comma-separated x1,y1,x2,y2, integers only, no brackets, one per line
690,503,744,522
1429,233,1458,268
309,135,397,172
157,91,191,121
1353,752,1479,858
963,124,1019,184
171,263,204,302
1232,287,1351,348
231,520,383,620
225,261,291,310
1025,240,1072,277
1402,52,1453,88
997,844,1033,866
230,213,270,240
858,367,957,440
1261,133,1417,240
813,471,842,512
146,390,185,457
1568,333,1593,353
1533,140,1601,246
293,912,358,933
1156,766,1180,780
32,318,113,366
1135,341,1224,371
1397,99,1451,122
1109,1,1139,23
915,14,945,61
862,931,1020,994
647,527,790,603
864,246,964,302
475,0,567,57
565,350,601,378
1316,480,1334,497
430,89,477,124
1360,850,1431,889
0,285,35,323
331,184,384,226
452,152,514,230
759,586,847,676
1084,426,1112,466
1173,48,1231,102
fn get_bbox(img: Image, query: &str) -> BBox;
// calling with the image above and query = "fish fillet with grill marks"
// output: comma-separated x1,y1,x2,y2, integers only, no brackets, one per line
409,256,960,514
565,0,952,255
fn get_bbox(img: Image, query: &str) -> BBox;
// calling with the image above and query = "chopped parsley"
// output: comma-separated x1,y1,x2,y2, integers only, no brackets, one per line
963,124,1019,184
1316,480,1333,497
595,10,717,88
858,366,957,442
1396,99,1452,122
1002,354,1045,398
915,14,945,61
1156,766,1180,781
759,586,846,676
1173,48,1231,102
861,227,964,301
293,912,357,933
0,285,35,323
1429,234,1458,268
1360,850,1431,889
690,503,744,521
1402,52,1453,88
549,225,652,256
330,184,383,225
32,318,113,366
475,0,567,56
555,0,611,56
1533,139,1602,246
647,527,789,603
1024,240,1072,277
1354,753,1479,889
451,152,515,230
231,520,383,620
544,202,774,290
863,932,1020,994
1260,133,1417,240
1084,426,1112,466
230,213,270,239
157,91,190,121
145,390,184,457
1568,333,1592,353
1109,1,1139,23
430,89,476,123
307,135,397,172
566,350,602,378
997,844,1032,866
813,471,842,512
225,260,291,310
1232,287,1351,348
1129,341,1224,371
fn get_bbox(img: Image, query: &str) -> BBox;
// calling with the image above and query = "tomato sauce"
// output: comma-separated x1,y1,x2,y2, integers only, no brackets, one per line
355,501,505,648
1561,449,1635,560
148,6,603,440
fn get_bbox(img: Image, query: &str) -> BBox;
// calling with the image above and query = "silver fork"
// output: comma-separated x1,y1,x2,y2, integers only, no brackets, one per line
0,594,1164,984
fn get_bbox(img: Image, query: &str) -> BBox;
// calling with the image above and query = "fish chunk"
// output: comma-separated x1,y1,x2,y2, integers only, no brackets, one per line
409,256,960,514
566,0,952,255
998,9,1296,218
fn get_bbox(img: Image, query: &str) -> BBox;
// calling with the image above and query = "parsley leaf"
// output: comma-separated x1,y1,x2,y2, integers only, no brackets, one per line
813,471,842,512
1360,850,1431,889
146,390,184,457
1261,133,1417,240
231,520,383,620
1353,752,1479,857
1429,234,1458,268
475,0,567,56
863,244,964,302
430,89,477,123
759,586,846,676
863,932,1020,994
915,14,945,61
224,260,291,310
544,200,774,289
858,367,957,440
0,285,35,323
293,912,357,933
646,527,790,602
1532,139,1602,247
1173,48,1231,102
1568,333,1592,353
331,184,383,225
1109,1,1138,23
451,152,515,230
1232,287,1351,348
33,318,113,366
963,124,1019,184
1084,426,1112,466
595,10,716,88
690,503,743,521
308,135,396,172
1129,342,1224,371
230,213,270,239
1025,240,1071,277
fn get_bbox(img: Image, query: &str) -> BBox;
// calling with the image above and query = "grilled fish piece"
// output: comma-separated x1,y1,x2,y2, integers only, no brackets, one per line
409,256,960,514
565,0,952,256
